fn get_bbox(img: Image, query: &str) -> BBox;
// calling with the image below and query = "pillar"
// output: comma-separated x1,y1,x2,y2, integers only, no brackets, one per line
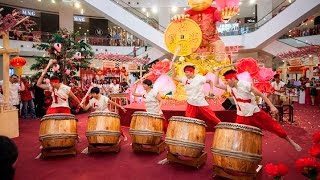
59,4,74,31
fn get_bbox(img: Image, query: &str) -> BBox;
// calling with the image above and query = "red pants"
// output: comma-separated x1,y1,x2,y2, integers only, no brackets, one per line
185,103,221,126
46,107,71,114
236,110,287,138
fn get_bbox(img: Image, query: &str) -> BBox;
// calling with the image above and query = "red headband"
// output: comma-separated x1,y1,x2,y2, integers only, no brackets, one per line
50,79,60,83
184,67,195,73
224,73,237,80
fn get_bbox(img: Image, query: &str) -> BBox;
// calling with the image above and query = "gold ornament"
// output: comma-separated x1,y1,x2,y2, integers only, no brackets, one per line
164,19,202,56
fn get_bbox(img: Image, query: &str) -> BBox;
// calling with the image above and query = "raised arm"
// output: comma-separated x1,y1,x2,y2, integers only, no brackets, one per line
132,81,143,97
37,59,54,90
213,68,227,90
81,103,92,111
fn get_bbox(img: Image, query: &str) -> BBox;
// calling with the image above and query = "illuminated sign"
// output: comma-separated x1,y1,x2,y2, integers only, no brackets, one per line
21,9,37,17
74,16,87,22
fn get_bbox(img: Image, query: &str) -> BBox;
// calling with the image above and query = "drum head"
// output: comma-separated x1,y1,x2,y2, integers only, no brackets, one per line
132,111,164,119
215,122,262,135
89,111,120,118
169,116,207,127
164,19,202,56
41,113,75,121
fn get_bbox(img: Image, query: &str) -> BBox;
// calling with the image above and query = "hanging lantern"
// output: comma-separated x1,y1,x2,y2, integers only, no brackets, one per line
10,56,27,76
10,56,26,68
97,68,103,77
121,66,126,73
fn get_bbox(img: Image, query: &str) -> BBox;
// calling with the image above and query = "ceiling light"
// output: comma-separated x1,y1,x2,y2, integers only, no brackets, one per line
253,12,255,15
151,6,158,14
38,0,41,2
288,0,292,3
51,0,56,3
249,0,256,4
239,2,242,5
171,6,178,13
183,7,187,10
146,12,149,17
80,9,84,15
142,8,146,12
75,2,81,9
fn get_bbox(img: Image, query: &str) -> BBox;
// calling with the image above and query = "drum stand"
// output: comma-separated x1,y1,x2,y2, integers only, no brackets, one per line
132,140,166,154
41,145,77,159
166,151,207,169
88,139,121,154
213,165,263,180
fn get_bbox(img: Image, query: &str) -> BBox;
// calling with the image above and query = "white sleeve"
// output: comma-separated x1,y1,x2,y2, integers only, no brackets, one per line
240,80,252,92
88,99,94,107
199,75,206,84
65,86,71,95
104,96,109,104
179,77,187,84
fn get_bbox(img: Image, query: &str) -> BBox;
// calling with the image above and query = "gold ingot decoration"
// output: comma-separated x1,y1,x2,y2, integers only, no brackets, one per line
164,19,202,56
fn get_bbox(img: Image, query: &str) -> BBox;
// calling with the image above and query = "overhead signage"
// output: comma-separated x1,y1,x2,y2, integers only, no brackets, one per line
74,16,88,22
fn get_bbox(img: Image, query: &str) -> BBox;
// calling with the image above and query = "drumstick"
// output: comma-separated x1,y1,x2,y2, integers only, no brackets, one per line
170,46,181,68
80,85,94,105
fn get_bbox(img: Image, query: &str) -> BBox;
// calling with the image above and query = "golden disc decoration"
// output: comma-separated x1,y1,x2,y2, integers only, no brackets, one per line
164,19,202,56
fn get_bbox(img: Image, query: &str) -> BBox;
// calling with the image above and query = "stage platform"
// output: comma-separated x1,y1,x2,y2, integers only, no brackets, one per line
119,102,236,132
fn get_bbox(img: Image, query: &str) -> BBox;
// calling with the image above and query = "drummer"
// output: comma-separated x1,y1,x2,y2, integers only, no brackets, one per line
214,69,302,152
171,65,221,126
81,87,126,112
80,87,127,141
36,59,81,114
132,79,168,131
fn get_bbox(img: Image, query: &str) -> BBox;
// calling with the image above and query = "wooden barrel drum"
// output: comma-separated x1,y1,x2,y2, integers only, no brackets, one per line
165,116,207,158
86,111,121,145
39,114,78,149
211,122,262,175
129,111,164,145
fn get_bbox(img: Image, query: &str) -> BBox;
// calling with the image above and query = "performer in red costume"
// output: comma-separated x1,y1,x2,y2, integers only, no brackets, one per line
37,59,81,114
172,0,239,49
214,69,302,151
172,65,221,126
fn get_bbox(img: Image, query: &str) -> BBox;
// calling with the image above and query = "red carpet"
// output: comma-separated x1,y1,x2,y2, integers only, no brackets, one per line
12,104,320,180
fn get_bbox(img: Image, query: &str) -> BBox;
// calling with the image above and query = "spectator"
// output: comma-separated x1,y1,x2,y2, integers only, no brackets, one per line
0,75,25,114
0,135,18,180
33,78,45,117
109,79,120,94
270,74,286,105
20,77,36,119
120,78,129,92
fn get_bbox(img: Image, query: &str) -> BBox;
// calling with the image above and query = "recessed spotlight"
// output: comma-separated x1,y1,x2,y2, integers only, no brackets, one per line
38,0,41,2
171,6,178,13
142,8,146,12
51,0,56,3
75,2,81,9
81,9,84,15
249,0,256,4
183,7,187,10
239,2,242,5
151,6,158,14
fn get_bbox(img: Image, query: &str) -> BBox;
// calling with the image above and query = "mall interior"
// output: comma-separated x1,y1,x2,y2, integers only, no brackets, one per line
0,0,320,179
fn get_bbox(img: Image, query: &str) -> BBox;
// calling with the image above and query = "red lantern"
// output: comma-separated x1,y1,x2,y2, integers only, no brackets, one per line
10,56,26,68
124,72,129,76
97,68,103,77
121,67,126,73
276,69,282,74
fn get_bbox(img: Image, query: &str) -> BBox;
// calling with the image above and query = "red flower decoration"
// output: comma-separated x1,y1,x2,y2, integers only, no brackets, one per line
277,163,289,176
309,144,320,158
236,57,260,77
313,131,320,144
295,158,320,178
265,163,289,178
254,81,273,94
